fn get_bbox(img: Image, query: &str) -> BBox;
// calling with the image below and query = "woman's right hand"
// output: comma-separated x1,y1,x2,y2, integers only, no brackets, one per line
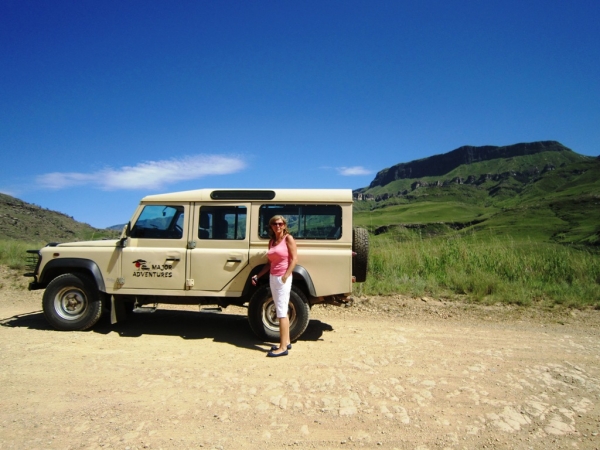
251,275,258,286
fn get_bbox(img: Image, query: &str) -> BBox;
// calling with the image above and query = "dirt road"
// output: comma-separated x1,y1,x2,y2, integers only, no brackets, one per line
1,268,599,449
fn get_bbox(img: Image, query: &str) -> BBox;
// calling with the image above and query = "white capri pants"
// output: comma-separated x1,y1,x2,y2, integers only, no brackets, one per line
270,274,292,318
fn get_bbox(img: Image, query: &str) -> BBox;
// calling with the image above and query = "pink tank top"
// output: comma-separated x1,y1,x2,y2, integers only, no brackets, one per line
267,237,289,276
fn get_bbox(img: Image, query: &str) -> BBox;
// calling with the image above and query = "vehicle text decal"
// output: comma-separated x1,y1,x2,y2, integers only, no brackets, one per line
132,259,173,278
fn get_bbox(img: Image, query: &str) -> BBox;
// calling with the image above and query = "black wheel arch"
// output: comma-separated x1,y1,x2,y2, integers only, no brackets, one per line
39,258,106,292
291,265,317,297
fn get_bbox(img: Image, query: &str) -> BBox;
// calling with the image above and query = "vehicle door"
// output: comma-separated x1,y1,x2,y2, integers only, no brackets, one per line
188,203,250,292
121,203,189,290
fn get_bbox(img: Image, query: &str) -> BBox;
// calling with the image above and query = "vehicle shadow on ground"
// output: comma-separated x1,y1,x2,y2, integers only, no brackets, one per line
0,310,50,330
0,309,334,354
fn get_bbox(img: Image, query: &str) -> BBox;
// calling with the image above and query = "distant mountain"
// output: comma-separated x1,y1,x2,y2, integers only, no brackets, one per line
107,223,126,231
353,141,600,246
0,193,119,243
366,141,576,190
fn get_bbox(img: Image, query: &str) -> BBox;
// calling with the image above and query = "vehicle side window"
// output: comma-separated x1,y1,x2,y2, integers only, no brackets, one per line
199,206,247,240
130,205,184,239
259,205,342,239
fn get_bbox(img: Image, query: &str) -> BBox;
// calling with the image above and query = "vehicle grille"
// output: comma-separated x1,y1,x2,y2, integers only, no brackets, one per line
24,250,41,277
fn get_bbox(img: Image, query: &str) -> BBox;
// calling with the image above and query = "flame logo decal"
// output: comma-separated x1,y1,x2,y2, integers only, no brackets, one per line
133,259,148,269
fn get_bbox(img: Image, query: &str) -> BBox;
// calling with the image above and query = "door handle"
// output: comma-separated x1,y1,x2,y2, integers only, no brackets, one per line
166,257,181,261
227,258,242,263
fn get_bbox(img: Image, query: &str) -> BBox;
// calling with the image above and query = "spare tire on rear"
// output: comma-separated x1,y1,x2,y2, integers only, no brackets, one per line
352,227,369,283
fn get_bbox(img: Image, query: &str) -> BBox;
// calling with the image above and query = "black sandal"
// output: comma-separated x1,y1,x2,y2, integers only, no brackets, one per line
270,344,292,351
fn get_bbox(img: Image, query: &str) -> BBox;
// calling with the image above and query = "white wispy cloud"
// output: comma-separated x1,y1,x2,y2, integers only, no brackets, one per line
37,155,246,190
336,166,373,176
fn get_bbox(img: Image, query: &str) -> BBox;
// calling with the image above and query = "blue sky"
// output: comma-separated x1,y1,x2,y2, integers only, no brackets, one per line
1,1,599,229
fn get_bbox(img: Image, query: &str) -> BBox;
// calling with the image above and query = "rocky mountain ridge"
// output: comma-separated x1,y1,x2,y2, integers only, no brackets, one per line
355,163,563,202
367,140,572,189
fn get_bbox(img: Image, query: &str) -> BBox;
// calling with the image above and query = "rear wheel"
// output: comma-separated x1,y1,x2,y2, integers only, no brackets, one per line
42,273,103,331
248,284,310,342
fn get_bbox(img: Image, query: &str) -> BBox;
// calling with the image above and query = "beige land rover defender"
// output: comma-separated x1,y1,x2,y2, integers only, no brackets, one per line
25,189,369,341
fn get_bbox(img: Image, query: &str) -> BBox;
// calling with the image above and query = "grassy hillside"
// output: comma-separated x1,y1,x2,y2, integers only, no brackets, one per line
353,148,600,307
355,158,600,246
0,193,119,243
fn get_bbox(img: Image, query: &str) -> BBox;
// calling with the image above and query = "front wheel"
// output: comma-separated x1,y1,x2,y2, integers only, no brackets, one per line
248,284,310,342
42,273,103,331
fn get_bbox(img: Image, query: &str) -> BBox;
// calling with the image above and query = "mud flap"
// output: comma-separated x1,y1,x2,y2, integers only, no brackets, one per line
110,295,127,324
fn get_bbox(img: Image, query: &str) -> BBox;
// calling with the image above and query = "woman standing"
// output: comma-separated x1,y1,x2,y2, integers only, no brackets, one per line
252,215,298,357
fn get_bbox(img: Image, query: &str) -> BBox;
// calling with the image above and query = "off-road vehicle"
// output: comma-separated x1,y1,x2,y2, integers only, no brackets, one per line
25,189,369,341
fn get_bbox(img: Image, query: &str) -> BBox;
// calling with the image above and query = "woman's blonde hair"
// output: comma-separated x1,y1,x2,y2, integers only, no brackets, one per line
268,215,290,240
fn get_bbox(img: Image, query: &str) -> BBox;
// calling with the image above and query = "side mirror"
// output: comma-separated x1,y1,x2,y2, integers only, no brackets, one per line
118,222,131,247
120,222,131,237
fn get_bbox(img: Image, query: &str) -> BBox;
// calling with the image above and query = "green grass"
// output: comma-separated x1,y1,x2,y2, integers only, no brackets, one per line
0,239,46,270
357,232,600,309
354,201,491,230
